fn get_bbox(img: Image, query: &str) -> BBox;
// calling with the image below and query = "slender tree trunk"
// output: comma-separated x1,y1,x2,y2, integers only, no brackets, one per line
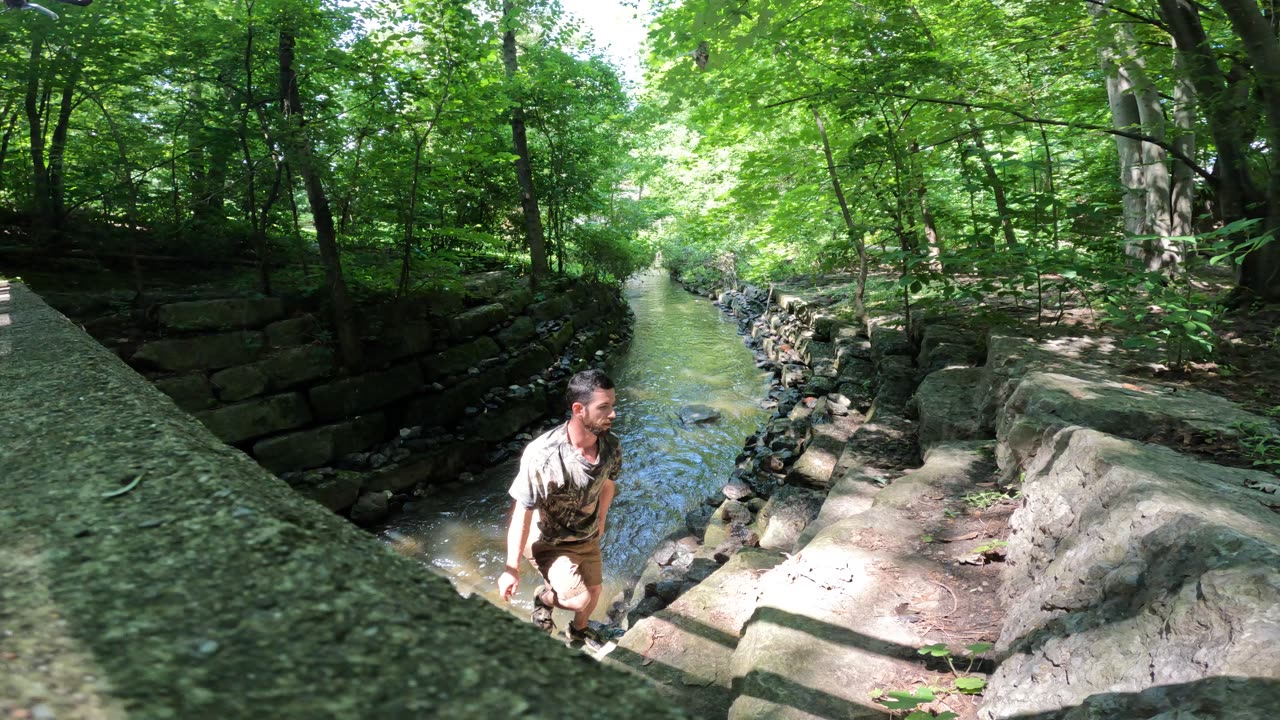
399,135,425,297
241,17,278,296
87,89,144,299
25,35,50,226
279,24,362,369
237,122,264,287
338,130,367,235
813,107,866,320
1036,123,1059,244
0,107,18,183
286,162,309,280
46,68,78,224
1170,38,1196,240
169,133,181,227
970,128,1016,246
910,141,942,269
501,0,548,283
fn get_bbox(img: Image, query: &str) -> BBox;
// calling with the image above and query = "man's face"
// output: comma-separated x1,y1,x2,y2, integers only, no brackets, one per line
575,388,617,435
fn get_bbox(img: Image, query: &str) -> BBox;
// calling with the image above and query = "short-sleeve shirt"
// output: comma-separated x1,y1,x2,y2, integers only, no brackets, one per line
508,423,623,545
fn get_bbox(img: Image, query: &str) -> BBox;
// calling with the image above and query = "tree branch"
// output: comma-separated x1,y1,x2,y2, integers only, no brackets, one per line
1081,0,1168,31
766,88,1217,185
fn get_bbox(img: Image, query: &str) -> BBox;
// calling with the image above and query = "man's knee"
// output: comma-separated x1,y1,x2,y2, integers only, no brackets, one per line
558,589,591,611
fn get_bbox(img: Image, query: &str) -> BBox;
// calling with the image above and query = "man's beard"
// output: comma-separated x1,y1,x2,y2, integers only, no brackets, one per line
583,416,611,435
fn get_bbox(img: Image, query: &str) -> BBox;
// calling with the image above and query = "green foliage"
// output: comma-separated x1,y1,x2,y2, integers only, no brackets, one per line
970,539,1009,555
869,641,991,716
1100,277,1220,369
0,0,657,297
569,223,652,284
962,490,1011,510
1231,422,1280,476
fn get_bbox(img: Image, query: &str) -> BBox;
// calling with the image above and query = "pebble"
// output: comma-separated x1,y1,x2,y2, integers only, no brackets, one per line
31,705,54,720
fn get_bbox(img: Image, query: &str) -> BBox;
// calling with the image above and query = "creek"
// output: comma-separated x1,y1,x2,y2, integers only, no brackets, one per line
379,271,770,622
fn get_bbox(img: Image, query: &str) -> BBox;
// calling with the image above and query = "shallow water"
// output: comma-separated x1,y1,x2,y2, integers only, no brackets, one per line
379,272,769,622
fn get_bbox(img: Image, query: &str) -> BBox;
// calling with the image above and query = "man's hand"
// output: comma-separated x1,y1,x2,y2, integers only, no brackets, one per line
498,566,520,601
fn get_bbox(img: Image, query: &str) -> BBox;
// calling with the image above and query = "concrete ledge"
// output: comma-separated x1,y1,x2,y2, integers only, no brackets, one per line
0,282,682,719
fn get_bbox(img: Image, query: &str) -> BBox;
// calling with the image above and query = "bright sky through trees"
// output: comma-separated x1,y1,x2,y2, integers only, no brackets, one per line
559,0,649,89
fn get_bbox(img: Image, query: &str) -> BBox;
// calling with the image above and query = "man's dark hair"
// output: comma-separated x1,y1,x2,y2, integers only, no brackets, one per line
566,369,615,409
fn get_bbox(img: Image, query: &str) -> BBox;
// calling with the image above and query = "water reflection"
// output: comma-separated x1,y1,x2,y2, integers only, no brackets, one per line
380,272,769,622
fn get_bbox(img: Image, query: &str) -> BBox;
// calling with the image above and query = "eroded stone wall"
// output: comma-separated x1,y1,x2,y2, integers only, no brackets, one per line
111,273,629,513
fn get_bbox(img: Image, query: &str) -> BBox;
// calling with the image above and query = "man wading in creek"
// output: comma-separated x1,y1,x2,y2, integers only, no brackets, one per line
498,369,622,651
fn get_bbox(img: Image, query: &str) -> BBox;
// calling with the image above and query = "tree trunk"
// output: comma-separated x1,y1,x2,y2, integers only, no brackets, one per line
1217,0,1280,298
970,128,1017,246
87,89,144,299
911,141,942,269
0,106,18,182
279,25,362,369
1094,3,1183,270
338,130,367,235
25,35,49,226
399,135,425,297
1170,36,1197,240
501,0,548,283
1090,3,1148,241
47,66,80,226
241,18,278,296
813,107,866,320
1160,0,1275,299
1036,123,1059,244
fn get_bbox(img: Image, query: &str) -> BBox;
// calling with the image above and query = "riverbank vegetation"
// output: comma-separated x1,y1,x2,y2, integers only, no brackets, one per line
2,0,1278,374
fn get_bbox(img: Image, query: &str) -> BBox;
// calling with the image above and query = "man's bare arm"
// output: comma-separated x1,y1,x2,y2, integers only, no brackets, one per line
498,503,533,601
597,479,616,538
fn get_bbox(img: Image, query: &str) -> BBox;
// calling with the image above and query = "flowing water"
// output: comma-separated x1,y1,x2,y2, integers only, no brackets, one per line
380,271,770,622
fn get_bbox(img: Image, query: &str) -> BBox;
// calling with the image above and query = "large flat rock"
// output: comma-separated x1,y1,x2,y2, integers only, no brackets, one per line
609,548,785,719
982,426,1280,719
998,370,1277,473
728,443,989,720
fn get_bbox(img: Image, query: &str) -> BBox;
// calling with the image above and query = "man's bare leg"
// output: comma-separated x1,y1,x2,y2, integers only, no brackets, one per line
540,584,602,630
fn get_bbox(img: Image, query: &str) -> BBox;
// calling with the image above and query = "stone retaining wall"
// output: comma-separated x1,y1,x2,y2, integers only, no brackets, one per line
0,279,682,720
112,273,629,514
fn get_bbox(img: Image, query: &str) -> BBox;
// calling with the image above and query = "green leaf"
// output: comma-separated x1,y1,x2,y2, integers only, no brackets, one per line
881,687,936,710
965,642,993,654
917,643,951,658
954,677,987,694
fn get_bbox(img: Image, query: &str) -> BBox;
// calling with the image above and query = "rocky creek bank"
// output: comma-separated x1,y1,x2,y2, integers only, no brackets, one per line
603,275,1280,720
55,272,633,526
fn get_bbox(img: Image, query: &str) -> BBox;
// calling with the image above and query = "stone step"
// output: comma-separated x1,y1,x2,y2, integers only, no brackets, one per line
606,548,786,719
912,366,989,454
726,443,991,720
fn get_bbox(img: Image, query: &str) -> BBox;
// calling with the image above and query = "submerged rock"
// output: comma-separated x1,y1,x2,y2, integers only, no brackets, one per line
678,404,721,425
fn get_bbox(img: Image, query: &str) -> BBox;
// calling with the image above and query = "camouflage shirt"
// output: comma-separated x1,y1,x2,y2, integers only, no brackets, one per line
508,422,623,545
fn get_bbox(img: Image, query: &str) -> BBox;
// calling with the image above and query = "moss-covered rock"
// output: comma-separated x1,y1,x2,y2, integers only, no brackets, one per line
158,297,285,331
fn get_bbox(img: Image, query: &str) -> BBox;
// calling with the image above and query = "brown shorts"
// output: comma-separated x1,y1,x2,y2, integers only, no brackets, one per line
525,537,602,601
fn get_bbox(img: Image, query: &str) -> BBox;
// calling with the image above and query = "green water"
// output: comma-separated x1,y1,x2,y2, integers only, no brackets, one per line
380,271,770,620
